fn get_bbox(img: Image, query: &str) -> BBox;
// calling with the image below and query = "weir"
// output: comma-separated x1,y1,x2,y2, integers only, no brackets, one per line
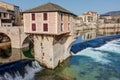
71,34,120,53
0,59,42,80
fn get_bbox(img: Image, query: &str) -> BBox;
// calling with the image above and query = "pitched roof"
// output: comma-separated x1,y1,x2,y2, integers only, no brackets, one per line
0,7,7,13
83,11,98,15
23,2,76,15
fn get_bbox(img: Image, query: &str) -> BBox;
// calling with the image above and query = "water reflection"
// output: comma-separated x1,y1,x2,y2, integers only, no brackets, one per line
35,58,75,80
35,39,120,80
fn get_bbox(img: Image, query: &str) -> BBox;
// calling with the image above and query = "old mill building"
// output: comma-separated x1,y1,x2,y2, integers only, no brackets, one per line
23,2,76,69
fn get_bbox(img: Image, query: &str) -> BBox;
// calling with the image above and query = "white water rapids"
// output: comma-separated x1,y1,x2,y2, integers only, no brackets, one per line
0,61,43,80
73,39,120,64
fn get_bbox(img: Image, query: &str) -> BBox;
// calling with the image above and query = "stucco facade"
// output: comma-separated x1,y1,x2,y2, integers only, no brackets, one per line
24,12,73,35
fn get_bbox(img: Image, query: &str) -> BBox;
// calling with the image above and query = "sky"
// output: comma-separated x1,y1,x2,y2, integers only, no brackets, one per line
1,0,120,15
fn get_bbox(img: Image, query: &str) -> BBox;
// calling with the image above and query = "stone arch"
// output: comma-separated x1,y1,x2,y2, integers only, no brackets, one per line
21,34,30,47
67,40,75,54
22,34,34,58
0,32,11,42
67,36,83,54
0,32,12,58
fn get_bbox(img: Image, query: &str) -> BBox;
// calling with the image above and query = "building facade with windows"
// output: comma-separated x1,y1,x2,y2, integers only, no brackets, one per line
82,11,99,23
23,2,76,69
23,2,75,35
0,1,20,26
0,6,12,26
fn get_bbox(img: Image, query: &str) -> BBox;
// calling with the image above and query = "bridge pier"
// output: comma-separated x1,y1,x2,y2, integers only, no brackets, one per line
34,34,73,69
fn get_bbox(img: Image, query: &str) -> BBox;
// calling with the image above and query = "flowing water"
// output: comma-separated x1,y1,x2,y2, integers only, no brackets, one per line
34,39,120,80
0,59,43,80
1,36,120,80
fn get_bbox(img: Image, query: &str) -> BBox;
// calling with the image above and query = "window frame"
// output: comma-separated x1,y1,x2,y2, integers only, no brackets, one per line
43,23,48,32
61,23,64,32
43,13,48,21
31,13,35,21
32,23,36,31
68,23,70,31
61,13,64,21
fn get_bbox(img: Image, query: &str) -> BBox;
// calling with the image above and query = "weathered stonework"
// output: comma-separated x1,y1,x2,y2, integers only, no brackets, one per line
34,34,73,69
0,26,29,48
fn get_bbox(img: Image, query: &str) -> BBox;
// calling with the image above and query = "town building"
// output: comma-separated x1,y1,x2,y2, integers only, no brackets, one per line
0,6,12,26
100,15,120,23
23,2,76,69
0,1,20,26
23,2,76,35
82,11,99,24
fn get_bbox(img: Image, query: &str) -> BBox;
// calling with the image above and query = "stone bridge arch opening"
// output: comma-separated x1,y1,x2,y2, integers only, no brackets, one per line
0,33,12,58
67,41,75,54
22,35,34,58
67,36,83,54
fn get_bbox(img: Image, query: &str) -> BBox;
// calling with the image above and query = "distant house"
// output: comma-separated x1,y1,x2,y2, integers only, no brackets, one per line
0,6,12,26
100,14,120,23
0,1,20,26
23,2,76,35
82,11,99,23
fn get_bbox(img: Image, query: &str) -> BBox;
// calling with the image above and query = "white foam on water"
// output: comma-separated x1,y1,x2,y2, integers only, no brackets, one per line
0,61,43,80
97,39,120,54
74,47,110,64
73,39,120,64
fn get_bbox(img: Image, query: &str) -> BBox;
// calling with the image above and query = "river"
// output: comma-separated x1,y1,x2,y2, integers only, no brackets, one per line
0,36,120,80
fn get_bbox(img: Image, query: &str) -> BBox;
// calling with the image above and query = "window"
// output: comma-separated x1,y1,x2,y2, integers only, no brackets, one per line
43,13,47,20
61,14,63,21
68,23,70,31
3,13,7,18
61,23,64,32
68,15,70,21
32,13,35,20
43,23,48,31
32,23,36,31
0,13,1,18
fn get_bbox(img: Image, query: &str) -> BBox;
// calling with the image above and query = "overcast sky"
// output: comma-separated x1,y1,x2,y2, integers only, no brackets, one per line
1,0,120,15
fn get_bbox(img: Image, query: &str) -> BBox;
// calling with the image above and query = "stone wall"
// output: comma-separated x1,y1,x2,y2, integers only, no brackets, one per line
0,26,28,48
34,34,73,69
34,35,54,68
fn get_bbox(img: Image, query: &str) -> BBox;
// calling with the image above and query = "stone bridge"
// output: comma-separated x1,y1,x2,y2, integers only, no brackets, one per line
0,26,29,48
0,26,30,63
